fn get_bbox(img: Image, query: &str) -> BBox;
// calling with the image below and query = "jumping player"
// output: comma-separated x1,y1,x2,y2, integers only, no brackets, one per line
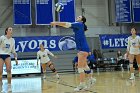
51,15,95,91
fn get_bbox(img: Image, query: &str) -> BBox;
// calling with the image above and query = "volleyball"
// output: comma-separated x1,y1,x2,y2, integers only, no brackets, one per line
55,3,64,12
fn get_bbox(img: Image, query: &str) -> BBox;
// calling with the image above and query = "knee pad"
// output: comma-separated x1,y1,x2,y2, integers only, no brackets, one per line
84,70,91,74
49,63,56,72
84,65,90,71
78,68,84,73
51,68,56,72
7,73,12,78
84,66,91,74
129,62,133,68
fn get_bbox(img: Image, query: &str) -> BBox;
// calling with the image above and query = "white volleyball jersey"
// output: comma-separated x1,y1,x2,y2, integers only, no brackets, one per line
0,35,16,55
127,35,140,55
37,49,54,63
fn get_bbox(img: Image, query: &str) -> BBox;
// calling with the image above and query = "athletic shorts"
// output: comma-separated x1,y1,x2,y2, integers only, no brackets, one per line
0,54,10,60
41,59,51,64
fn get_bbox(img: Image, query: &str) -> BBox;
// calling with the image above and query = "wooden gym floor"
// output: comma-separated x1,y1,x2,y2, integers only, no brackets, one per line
2,71,140,93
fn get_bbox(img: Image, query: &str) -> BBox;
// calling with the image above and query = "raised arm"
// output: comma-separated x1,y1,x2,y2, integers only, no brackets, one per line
51,22,71,28
11,39,18,65
138,36,140,48
46,49,57,58
127,37,130,55
37,52,40,65
0,36,2,45
46,49,54,57
37,52,40,62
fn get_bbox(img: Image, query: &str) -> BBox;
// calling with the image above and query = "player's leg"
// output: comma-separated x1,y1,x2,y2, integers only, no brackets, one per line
129,54,135,79
5,56,12,91
84,65,96,88
0,57,4,92
74,51,88,91
136,54,140,77
47,61,59,79
89,61,94,73
41,63,47,79
74,63,78,72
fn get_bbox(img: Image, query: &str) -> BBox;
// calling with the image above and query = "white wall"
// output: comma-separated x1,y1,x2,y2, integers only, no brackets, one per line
85,27,121,37
0,0,13,27
81,0,109,27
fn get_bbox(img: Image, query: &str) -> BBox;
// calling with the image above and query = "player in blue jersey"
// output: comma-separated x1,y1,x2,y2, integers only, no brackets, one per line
51,16,95,91
87,52,96,71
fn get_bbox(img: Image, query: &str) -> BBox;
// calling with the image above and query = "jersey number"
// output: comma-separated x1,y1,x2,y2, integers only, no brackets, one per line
5,44,10,49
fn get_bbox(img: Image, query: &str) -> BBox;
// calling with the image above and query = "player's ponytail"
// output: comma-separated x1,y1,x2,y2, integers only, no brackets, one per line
5,27,9,35
81,16,88,31
83,23,88,31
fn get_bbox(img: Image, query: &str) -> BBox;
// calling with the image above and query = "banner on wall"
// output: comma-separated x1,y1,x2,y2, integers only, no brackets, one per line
99,34,131,49
14,36,76,52
35,0,53,25
58,0,75,22
13,0,32,25
132,0,140,23
115,0,132,23
3,59,41,75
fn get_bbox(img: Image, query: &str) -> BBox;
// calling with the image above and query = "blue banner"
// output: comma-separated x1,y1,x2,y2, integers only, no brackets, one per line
58,0,75,22
13,0,32,25
132,0,140,23
99,34,131,49
35,0,53,25
14,36,76,52
115,0,132,23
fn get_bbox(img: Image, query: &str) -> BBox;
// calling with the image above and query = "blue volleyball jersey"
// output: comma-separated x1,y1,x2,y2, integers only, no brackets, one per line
73,56,78,63
87,54,96,63
71,22,90,52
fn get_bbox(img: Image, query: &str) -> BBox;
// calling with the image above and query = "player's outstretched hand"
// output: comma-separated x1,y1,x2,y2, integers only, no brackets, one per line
37,61,39,66
15,59,18,65
51,22,57,26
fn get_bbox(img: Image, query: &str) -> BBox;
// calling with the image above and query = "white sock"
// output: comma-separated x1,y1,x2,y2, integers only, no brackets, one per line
56,73,59,76
131,73,134,77
80,82,85,85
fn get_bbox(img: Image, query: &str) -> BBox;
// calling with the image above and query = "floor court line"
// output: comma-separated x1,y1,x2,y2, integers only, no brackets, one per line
46,77,97,93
